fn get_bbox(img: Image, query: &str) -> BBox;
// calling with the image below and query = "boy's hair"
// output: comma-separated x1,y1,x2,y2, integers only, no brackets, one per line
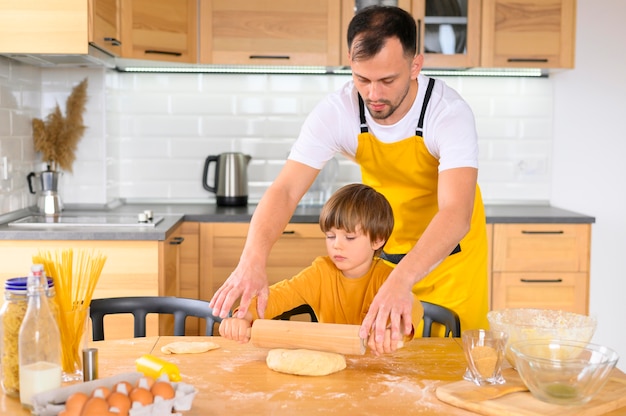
347,5,417,62
319,183,394,255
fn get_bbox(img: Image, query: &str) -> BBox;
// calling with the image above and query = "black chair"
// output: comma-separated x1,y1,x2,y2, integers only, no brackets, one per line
272,304,318,322
89,296,223,341
420,300,461,338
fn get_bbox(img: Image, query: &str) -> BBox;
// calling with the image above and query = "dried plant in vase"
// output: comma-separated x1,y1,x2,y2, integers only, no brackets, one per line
32,78,89,173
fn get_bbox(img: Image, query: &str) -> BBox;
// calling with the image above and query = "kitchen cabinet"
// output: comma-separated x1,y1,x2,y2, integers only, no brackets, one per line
199,222,328,310
480,0,576,68
200,0,342,66
0,223,189,340
491,223,590,314
89,0,122,56
121,0,198,63
0,0,88,54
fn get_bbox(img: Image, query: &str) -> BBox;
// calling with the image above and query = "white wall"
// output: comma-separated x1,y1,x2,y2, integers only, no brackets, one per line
551,0,626,370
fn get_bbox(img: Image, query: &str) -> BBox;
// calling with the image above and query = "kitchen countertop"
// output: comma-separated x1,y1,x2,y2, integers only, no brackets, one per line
0,202,595,241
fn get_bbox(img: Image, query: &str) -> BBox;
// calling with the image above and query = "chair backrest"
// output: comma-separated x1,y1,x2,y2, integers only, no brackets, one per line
420,300,461,337
272,304,318,322
89,296,223,341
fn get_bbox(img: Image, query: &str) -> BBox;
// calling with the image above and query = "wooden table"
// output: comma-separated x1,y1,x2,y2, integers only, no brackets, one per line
1,337,625,415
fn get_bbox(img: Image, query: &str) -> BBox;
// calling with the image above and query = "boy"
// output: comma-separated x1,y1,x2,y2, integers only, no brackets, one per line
219,183,424,353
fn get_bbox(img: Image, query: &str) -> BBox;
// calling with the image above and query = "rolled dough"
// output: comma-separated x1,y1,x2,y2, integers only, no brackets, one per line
160,341,220,354
266,349,347,376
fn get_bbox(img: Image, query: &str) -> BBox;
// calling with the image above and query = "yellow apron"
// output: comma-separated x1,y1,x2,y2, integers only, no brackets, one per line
355,78,489,336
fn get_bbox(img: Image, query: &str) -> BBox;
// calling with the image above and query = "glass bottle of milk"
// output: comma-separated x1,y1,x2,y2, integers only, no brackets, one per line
18,264,62,408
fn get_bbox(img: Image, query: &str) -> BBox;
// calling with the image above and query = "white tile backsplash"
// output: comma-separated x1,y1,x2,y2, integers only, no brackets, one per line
0,59,554,213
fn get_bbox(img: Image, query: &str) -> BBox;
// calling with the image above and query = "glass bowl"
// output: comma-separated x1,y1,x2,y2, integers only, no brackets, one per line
487,308,597,368
510,339,619,405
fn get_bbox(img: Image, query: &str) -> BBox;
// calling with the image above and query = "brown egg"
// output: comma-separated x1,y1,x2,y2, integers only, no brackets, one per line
136,375,155,390
113,381,133,395
80,397,110,416
107,391,131,416
91,386,111,399
150,381,175,400
129,387,153,406
63,392,89,416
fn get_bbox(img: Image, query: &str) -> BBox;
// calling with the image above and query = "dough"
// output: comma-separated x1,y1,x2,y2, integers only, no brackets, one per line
160,341,220,354
266,349,346,376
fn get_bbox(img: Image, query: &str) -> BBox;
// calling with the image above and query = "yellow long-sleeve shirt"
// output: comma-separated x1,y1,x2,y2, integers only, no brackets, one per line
249,256,423,331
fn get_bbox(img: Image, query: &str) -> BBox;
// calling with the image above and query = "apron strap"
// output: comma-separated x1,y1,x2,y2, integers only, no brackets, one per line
357,94,368,133
416,77,436,138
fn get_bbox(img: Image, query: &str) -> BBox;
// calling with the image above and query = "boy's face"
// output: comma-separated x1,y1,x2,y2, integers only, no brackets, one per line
324,226,385,278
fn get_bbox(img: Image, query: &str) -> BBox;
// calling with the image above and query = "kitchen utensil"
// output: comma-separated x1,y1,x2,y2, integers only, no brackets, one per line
202,152,251,206
510,339,619,405
248,319,412,356
487,308,597,368
27,169,63,215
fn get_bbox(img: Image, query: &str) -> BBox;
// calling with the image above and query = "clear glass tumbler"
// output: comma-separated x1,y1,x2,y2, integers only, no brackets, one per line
462,329,508,386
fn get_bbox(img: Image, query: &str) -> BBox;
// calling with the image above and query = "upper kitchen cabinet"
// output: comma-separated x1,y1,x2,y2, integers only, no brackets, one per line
413,0,482,68
89,0,122,56
481,0,576,68
200,0,342,66
121,0,198,63
0,0,88,54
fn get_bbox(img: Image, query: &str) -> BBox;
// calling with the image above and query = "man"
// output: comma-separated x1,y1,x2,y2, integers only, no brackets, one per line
210,5,488,354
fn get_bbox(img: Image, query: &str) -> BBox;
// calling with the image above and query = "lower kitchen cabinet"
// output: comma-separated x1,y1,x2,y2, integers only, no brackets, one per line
490,223,591,314
199,222,327,311
0,222,189,340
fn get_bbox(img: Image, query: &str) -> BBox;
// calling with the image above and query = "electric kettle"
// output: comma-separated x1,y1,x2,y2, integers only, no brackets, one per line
203,152,251,206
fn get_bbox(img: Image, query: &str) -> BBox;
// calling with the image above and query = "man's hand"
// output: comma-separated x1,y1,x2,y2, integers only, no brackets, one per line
209,261,269,319
360,272,414,355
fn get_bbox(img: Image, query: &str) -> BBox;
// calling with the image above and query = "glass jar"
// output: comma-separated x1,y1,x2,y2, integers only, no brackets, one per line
0,276,55,397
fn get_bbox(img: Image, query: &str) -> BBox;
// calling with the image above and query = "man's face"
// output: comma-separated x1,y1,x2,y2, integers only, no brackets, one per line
349,37,422,125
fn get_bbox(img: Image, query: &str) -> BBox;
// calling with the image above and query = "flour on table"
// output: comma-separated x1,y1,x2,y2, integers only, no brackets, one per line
266,349,346,376
161,341,220,354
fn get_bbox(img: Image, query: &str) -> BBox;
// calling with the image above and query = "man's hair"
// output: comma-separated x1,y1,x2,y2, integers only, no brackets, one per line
347,5,417,62
319,183,394,254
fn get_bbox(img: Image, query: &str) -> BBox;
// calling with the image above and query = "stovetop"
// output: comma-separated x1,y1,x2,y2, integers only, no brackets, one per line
7,214,164,228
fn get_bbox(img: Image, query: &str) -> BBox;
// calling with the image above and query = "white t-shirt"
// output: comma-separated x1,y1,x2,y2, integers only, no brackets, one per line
289,74,478,172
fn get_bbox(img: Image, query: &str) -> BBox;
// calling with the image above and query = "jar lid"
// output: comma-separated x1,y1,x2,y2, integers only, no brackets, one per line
5,276,54,292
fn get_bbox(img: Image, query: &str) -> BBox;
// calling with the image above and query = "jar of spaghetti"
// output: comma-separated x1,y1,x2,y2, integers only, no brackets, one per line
0,276,55,397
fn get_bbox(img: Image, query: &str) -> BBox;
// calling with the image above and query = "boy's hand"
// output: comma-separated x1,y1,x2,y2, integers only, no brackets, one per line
219,317,252,343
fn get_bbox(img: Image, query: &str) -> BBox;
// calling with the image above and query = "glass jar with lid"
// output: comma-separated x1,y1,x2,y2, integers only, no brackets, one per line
0,276,56,397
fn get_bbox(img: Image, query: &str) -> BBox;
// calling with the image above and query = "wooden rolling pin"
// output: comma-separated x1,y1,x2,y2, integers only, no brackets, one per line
248,319,412,356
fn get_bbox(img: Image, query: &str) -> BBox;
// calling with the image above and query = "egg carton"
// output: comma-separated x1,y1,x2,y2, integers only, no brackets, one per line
31,372,198,416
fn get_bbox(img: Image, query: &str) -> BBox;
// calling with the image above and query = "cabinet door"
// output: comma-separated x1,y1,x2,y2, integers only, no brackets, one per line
413,0,482,68
200,0,341,66
492,272,588,314
199,223,327,305
89,0,122,56
493,223,590,273
0,0,88,54
121,0,198,63
481,0,576,68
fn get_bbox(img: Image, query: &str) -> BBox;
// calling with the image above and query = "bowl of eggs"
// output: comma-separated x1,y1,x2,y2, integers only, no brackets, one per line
31,372,197,416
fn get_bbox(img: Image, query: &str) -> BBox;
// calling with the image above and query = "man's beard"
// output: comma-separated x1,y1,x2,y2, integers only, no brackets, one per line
365,84,411,121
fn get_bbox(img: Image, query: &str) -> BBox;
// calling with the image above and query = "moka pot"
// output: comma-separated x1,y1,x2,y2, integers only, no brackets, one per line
27,169,63,215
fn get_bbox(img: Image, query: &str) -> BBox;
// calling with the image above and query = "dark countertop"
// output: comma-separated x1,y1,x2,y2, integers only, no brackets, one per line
0,202,595,241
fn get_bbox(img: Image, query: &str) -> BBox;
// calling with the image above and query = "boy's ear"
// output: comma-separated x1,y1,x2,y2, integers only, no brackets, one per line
371,238,386,251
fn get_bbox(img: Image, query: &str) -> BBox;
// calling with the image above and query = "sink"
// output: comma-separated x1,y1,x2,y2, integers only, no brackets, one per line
7,214,164,228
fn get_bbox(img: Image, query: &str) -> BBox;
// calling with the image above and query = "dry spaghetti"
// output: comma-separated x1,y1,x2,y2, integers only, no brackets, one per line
32,249,106,377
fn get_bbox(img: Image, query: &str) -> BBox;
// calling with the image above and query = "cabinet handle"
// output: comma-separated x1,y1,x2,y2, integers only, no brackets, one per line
103,37,121,46
249,55,290,60
417,19,422,54
507,58,549,63
282,230,296,235
169,236,185,245
521,230,564,235
520,278,563,283
145,50,183,57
